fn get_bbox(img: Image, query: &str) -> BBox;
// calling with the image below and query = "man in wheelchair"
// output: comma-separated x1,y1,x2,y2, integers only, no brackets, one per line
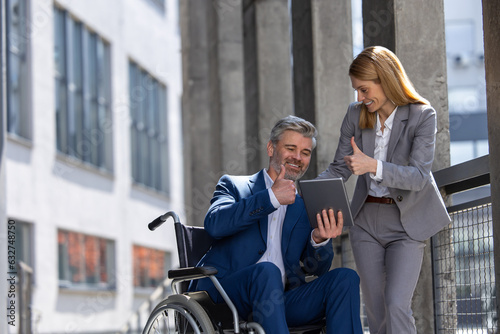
193,116,363,333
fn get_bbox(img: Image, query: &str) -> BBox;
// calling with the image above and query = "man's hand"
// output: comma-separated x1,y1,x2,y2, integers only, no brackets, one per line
344,137,377,175
271,165,296,205
312,209,344,243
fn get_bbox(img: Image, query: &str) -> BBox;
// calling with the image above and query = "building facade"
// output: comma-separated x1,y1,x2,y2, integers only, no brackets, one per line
444,0,489,166
2,0,183,333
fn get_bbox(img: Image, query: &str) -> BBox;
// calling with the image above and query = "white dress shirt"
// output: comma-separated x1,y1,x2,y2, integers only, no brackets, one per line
368,107,397,198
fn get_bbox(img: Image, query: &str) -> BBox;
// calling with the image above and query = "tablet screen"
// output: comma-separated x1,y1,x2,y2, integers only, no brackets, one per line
298,178,354,228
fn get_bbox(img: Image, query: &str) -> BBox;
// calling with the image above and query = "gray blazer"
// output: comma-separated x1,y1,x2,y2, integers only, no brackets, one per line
318,102,451,241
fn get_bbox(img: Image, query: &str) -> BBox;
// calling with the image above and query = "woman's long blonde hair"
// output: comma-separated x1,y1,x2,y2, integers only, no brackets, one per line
349,46,429,129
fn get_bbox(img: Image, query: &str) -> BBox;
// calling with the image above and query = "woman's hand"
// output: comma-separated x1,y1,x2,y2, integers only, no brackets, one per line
344,137,378,175
312,209,344,243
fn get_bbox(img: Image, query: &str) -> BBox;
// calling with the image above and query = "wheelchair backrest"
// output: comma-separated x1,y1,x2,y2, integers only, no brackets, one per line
174,222,214,268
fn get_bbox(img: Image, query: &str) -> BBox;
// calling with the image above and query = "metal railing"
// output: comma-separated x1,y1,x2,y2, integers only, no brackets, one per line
433,155,497,334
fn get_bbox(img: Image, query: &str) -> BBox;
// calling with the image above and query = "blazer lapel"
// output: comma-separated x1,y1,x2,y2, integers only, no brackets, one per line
281,195,302,255
387,105,409,162
249,170,269,243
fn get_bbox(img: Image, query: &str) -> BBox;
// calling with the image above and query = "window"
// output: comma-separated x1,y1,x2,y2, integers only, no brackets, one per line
133,245,170,288
7,0,31,139
54,6,113,171
12,220,33,269
58,230,115,289
129,61,170,193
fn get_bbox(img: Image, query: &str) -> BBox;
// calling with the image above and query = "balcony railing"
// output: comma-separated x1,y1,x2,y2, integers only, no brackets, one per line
433,155,497,334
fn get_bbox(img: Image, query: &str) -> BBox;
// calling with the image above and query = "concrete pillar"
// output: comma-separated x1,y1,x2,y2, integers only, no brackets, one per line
254,0,294,166
361,0,450,332
394,3,450,332
180,1,222,226
180,1,247,226
242,0,260,172
291,0,317,178
310,0,355,194
308,0,354,271
214,0,247,177
362,0,395,51
393,0,450,171
482,0,500,322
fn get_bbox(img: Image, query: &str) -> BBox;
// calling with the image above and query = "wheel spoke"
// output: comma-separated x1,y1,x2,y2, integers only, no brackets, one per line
142,295,214,334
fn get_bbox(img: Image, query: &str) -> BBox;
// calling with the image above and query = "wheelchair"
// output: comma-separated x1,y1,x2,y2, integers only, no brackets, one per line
142,211,326,334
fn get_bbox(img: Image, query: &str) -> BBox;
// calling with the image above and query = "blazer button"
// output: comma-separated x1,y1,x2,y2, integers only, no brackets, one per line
258,250,264,255
397,195,403,202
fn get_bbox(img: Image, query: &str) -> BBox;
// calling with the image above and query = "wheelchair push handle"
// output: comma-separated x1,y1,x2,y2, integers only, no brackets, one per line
148,211,181,231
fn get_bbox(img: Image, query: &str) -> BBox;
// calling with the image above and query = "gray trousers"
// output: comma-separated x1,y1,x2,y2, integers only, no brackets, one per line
350,202,425,334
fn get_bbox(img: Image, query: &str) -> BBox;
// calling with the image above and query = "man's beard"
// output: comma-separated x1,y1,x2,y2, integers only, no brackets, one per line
270,158,307,181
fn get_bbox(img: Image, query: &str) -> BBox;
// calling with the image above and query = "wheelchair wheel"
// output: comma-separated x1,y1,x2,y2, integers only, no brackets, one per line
143,294,216,334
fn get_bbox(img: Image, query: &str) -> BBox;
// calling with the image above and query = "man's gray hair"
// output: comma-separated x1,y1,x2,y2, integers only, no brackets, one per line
269,115,318,149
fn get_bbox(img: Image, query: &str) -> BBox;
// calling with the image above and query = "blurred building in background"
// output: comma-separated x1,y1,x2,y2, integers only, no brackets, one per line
443,0,490,206
2,0,183,333
444,0,489,166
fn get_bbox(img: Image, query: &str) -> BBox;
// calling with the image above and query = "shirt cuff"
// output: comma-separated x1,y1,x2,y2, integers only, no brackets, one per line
370,160,383,181
268,189,281,209
310,231,329,248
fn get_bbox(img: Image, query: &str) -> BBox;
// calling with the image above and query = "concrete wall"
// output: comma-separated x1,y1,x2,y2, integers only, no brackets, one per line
5,0,183,332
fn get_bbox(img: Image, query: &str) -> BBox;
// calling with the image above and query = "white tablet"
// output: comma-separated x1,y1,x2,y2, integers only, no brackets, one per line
298,178,354,228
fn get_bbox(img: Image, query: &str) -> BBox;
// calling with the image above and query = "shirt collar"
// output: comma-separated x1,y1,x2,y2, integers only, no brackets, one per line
376,106,398,132
264,168,273,188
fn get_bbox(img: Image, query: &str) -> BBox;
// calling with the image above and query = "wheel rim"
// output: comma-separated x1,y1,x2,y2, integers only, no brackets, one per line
146,304,206,334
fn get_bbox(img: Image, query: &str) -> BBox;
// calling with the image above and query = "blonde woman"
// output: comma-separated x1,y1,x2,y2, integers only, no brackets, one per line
318,46,451,334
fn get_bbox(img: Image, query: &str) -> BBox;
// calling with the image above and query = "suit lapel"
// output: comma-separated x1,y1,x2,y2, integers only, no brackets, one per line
281,194,302,256
249,170,269,243
387,105,409,162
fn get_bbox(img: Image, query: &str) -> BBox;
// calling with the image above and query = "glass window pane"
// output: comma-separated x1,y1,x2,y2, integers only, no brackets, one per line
13,221,32,267
58,229,115,288
54,7,113,171
159,85,169,193
7,0,31,139
84,235,98,284
133,245,169,288
68,231,84,283
71,21,84,160
54,7,68,153
99,239,108,283
58,231,69,281
129,61,169,193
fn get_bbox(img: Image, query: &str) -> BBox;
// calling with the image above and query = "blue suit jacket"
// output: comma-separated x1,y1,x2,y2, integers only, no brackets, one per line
195,170,334,298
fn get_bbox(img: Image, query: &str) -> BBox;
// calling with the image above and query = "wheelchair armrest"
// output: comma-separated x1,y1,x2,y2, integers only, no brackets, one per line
168,266,218,280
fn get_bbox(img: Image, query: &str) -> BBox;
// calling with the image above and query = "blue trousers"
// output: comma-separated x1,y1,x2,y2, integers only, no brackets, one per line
211,262,362,334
